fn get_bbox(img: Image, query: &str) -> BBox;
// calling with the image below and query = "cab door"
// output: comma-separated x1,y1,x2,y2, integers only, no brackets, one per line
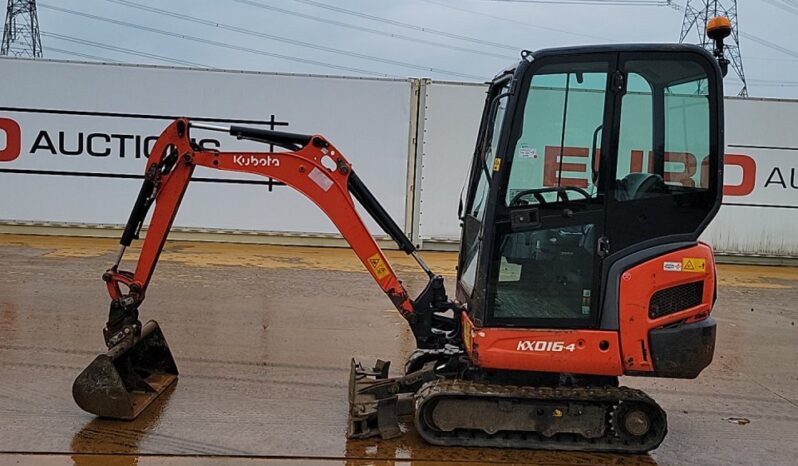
479,55,617,329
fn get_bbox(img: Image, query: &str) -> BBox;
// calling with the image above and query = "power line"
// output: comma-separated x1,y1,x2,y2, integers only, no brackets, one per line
476,0,669,5
728,78,798,87
740,31,798,59
41,31,214,68
291,0,520,51
418,0,612,41
102,0,487,80
231,0,513,60
747,56,798,63
761,0,798,15
37,3,398,78
44,46,121,63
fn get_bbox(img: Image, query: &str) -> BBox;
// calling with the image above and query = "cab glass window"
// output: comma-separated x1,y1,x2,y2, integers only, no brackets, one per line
615,60,710,201
460,81,510,290
505,62,609,206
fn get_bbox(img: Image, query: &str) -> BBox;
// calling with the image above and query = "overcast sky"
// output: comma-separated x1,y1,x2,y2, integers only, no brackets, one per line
25,0,798,98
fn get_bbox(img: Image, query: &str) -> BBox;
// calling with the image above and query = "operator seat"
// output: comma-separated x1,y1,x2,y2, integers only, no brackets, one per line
616,173,668,200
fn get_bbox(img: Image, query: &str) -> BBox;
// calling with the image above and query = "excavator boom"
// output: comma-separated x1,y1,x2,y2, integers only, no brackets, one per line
73,118,457,420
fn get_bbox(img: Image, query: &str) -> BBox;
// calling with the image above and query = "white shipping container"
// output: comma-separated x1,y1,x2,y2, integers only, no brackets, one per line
0,58,414,236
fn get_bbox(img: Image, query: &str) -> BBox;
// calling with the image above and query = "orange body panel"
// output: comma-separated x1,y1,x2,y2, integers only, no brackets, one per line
462,243,715,377
618,243,715,373
462,313,624,376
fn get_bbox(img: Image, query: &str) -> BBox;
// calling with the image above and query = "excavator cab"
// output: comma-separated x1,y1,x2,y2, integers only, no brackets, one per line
457,44,723,378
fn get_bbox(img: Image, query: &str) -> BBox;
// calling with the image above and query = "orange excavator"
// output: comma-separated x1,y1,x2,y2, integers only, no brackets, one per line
73,21,733,452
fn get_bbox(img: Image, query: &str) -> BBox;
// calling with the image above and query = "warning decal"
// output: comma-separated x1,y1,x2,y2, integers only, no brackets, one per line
682,258,706,272
493,157,502,172
367,253,390,280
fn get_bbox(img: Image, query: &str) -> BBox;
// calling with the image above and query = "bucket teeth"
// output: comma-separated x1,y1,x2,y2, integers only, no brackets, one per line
72,320,178,420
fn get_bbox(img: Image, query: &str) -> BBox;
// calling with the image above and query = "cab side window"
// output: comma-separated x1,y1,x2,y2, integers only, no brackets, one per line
615,61,710,201
505,70,608,206
460,85,510,291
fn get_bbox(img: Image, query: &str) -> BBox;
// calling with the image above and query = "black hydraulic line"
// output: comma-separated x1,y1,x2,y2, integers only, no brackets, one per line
347,171,416,255
229,125,312,151
120,178,155,247
195,122,419,256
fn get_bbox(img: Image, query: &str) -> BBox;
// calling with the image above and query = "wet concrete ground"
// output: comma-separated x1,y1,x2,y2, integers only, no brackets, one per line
0,234,796,466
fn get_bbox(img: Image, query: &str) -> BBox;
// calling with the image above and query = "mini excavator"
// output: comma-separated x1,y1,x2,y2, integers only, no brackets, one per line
74,21,734,452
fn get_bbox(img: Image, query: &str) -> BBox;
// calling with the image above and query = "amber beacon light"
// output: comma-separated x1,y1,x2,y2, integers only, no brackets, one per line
707,15,732,76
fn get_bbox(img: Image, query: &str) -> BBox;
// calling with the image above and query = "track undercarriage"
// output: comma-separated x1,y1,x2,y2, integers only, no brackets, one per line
348,350,667,453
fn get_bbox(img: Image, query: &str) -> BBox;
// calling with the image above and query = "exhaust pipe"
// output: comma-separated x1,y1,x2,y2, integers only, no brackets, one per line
72,320,178,419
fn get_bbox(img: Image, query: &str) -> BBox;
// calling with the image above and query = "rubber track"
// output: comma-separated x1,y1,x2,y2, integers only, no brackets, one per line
414,379,667,453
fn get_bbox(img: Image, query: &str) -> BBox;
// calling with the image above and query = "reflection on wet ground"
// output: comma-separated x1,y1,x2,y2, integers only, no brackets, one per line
343,434,658,465
0,235,796,465
70,384,177,466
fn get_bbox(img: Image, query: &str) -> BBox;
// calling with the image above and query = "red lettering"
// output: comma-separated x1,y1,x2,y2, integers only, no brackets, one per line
0,117,21,162
542,146,756,197
630,150,646,173
663,152,697,187
723,154,756,196
543,146,588,188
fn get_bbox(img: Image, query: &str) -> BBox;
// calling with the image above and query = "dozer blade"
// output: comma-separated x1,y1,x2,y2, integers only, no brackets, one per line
347,358,437,440
72,320,178,420
348,358,402,440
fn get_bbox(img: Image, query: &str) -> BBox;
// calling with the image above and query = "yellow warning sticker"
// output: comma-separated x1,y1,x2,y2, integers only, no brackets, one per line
493,157,502,172
682,258,706,272
367,253,390,280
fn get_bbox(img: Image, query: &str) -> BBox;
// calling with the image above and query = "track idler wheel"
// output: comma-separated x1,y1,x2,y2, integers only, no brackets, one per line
613,400,667,446
72,320,178,419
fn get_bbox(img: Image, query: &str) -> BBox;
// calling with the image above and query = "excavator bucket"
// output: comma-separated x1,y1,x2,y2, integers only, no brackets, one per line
72,320,178,419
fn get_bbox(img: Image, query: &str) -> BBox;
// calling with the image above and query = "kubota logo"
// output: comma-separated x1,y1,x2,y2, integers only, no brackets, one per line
233,154,280,167
0,117,21,162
